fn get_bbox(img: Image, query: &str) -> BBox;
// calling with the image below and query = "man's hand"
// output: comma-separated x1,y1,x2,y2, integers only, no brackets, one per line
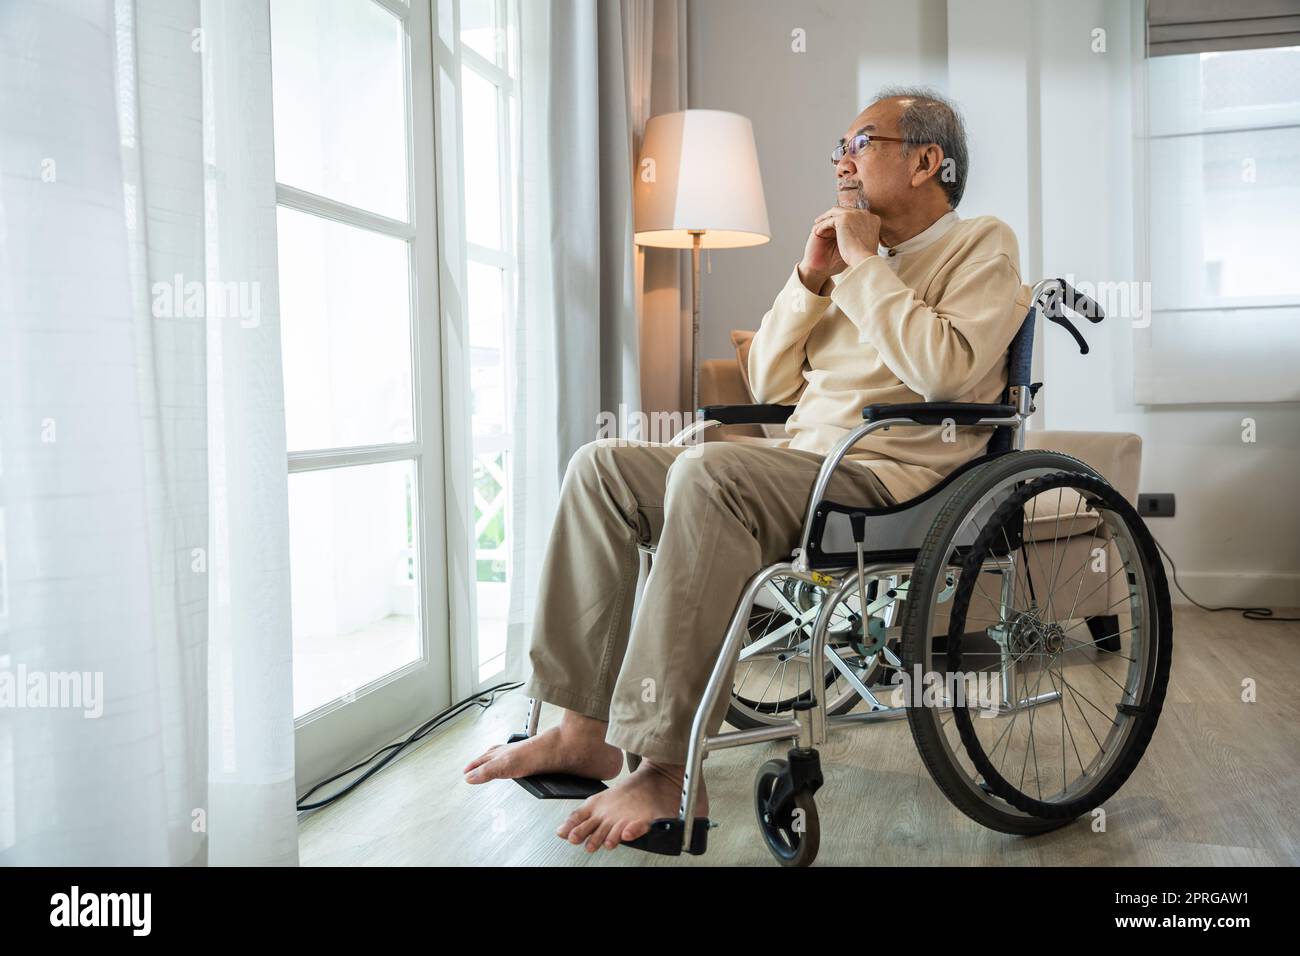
797,210,848,294
813,206,881,271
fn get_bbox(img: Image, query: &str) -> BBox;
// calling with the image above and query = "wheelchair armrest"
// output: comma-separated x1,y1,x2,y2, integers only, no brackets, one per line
861,402,1016,425
698,403,797,426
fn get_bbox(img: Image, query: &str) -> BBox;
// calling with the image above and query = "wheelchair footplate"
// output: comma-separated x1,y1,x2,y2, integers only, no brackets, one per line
621,817,713,856
505,733,608,800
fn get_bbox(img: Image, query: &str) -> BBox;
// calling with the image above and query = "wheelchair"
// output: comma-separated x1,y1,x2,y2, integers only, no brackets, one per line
510,278,1173,866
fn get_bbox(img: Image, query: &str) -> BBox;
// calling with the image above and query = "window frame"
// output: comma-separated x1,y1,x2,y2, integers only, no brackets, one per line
272,0,453,787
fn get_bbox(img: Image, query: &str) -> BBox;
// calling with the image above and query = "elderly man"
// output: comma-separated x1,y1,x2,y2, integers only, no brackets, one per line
465,87,1024,853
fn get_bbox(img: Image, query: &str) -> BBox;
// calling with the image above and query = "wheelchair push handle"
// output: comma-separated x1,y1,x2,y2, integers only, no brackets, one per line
1040,278,1105,356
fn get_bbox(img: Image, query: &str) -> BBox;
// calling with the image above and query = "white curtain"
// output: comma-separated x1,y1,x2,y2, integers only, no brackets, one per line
0,0,296,865
504,0,689,682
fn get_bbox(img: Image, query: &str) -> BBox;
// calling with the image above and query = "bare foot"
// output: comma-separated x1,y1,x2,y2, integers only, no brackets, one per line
463,713,624,784
556,761,708,852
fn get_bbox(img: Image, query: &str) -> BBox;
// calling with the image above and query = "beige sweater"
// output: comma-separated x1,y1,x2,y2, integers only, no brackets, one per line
747,215,1027,503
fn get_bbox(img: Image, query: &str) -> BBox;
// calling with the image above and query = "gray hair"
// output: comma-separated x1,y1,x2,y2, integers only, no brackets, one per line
871,86,969,208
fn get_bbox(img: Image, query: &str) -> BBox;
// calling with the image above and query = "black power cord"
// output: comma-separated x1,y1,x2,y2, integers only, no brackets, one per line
296,680,524,812
1151,536,1299,623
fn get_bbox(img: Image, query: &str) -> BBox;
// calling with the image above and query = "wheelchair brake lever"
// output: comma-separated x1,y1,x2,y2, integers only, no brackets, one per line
1046,310,1090,355
1038,278,1103,355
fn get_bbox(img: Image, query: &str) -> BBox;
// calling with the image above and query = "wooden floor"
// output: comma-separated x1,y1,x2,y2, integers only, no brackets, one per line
298,606,1300,866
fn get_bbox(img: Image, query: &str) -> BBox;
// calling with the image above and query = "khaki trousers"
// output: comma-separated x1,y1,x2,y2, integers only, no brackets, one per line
523,437,895,764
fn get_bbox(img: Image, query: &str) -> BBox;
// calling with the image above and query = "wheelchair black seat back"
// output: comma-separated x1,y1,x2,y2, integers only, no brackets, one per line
512,278,1173,866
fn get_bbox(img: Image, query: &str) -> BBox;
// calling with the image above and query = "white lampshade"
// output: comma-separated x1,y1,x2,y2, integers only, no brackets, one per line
634,109,770,249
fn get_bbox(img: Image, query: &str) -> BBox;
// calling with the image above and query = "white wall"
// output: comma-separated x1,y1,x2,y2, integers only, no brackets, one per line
688,0,1300,606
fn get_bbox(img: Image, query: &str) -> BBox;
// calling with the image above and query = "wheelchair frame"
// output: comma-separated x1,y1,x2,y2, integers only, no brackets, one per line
517,277,1115,858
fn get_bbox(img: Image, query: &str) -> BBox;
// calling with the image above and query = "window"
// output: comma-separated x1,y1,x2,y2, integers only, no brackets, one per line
270,0,450,781
1138,45,1300,403
267,0,523,783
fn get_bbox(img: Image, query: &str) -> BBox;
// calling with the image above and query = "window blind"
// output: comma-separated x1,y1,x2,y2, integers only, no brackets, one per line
1148,0,1300,57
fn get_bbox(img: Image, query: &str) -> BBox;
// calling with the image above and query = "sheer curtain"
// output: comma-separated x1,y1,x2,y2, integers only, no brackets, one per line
503,0,689,682
0,0,296,865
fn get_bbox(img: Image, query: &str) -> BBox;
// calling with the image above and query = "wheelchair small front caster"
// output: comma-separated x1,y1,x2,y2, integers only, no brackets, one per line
754,748,823,867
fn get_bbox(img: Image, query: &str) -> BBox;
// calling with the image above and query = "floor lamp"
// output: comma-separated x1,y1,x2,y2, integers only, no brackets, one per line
633,110,771,413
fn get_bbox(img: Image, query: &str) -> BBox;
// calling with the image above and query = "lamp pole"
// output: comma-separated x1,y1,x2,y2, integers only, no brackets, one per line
689,229,704,414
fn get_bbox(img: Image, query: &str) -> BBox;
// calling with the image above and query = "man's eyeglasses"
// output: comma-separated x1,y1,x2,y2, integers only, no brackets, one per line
831,132,911,165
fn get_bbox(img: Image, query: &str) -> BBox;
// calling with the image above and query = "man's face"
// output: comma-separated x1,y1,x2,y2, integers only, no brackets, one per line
834,98,914,216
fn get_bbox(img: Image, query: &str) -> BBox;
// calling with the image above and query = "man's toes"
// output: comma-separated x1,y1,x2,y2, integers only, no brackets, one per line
620,819,652,844
585,818,616,853
603,820,629,849
465,749,515,784
556,805,590,839
566,811,602,846
462,745,502,775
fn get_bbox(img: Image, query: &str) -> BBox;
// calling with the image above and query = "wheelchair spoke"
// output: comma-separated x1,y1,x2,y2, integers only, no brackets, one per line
970,673,1019,769
1064,560,1129,622
1040,488,1068,621
750,658,783,705
1052,667,1089,782
1060,635,1137,694
1056,665,1067,795
1036,496,1073,626
1044,496,1086,616
740,604,818,662
1060,672,1106,755
1055,625,1138,660
1056,671,1118,732
1062,514,1107,626
1040,509,1092,629
1026,494,1057,616
1017,649,1052,796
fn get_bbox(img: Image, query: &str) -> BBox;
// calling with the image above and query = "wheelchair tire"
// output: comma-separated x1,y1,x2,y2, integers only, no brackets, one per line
754,759,820,867
901,451,1172,835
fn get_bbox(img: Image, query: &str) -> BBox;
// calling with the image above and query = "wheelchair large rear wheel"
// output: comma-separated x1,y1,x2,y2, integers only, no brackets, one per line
901,451,1172,835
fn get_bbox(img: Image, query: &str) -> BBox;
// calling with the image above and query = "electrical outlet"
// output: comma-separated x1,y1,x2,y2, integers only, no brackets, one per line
1137,493,1175,518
